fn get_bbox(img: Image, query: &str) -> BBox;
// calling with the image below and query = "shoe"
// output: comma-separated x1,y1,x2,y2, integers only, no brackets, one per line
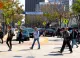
30,47,33,49
38,48,40,49
70,51,73,53
8,49,12,51
58,51,62,53
19,43,21,44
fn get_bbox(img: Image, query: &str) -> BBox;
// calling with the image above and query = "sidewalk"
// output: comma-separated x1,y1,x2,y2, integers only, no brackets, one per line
0,37,80,58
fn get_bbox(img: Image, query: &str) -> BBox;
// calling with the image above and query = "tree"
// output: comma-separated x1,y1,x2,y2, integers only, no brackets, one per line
1,0,24,25
72,0,80,28
0,0,24,33
72,0,80,14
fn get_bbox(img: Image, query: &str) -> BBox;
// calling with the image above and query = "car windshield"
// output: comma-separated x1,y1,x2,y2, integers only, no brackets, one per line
46,29,54,31
38,28,42,30
25,28,34,33
22,29,29,34
23,30,27,33
38,28,45,31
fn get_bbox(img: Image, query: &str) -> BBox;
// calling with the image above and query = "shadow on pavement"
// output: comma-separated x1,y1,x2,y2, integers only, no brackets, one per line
18,49,31,51
26,56,35,58
13,56,22,58
44,51,63,56
50,51,60,53
48,53,63,56
18,48,39,51
50,51,72,55
44,53,63,56
49,39,62,41
0,51,8,52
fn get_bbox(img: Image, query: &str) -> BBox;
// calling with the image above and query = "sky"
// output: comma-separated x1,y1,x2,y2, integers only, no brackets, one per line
19,0,25,10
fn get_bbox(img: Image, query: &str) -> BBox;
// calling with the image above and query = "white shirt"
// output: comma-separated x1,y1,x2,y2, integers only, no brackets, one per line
33,31,39,39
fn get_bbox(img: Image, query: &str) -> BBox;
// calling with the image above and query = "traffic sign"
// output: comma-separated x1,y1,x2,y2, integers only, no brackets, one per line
43,21,46,26
63,18,69,24
17,21,21,26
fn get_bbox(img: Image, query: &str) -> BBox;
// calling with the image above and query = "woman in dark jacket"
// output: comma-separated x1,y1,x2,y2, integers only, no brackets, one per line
6,26,14,51
18,29,23,44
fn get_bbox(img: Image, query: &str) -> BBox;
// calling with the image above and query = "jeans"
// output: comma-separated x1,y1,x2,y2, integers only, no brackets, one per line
31,38,40,49
72,39,78,48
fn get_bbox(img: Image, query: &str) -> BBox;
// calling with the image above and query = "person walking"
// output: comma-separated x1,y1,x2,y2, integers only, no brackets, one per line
30,27,40,49
6,26,14,51
71,28,78,48
56,28,61,38
0,27,3,44
58,27,73,53
18,29,23,44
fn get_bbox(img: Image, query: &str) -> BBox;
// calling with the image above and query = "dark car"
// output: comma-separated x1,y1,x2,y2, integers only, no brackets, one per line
37,28,45,36
45,28,55,37
16,29,30,41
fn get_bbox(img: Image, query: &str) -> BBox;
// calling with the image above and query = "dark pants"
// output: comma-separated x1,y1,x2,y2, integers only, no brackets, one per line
31,38,40,49
60,39,72,53
6,38,12,50
19,37,23,44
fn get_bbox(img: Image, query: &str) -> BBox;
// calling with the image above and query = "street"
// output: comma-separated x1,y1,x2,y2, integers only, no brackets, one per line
0,36,80,58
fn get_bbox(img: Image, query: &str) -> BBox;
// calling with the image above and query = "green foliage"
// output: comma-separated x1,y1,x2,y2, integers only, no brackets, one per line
6,18,11,25
72,0,80,14
43,11,60,22
17,21,21,26
1,0,24,25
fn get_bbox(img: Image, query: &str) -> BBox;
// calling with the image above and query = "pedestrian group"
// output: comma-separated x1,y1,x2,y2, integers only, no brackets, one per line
0,26,79,54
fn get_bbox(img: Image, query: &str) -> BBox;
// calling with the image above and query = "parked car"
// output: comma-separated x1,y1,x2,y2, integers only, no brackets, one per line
24,28,34,38
37,28,45,36
20,26,26,29
16,29,30,41
44,28,55,37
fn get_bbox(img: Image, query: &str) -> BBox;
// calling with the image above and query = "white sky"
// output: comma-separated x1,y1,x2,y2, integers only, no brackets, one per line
19,0,25,10
45,0,48,2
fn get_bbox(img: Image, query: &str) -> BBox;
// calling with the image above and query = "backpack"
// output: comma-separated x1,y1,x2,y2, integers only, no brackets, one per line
8,30,15,38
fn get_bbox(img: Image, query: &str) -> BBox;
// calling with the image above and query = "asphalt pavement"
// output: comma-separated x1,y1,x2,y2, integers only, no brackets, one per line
0,36,80,58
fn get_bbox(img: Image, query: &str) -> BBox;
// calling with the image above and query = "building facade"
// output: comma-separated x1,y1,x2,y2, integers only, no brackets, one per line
25,0,44,12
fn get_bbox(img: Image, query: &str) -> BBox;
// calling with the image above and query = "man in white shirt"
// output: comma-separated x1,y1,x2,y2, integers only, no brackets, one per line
30,27,40,49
